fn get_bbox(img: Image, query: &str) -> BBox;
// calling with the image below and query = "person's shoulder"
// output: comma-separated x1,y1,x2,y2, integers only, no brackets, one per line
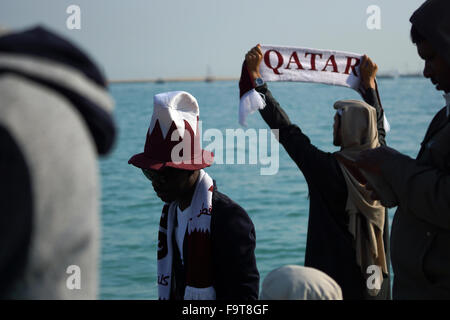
438,105,447,115
434,106,447,120
212,189,255,226
212,190,247,215
427,106,448,129
211,189,255,236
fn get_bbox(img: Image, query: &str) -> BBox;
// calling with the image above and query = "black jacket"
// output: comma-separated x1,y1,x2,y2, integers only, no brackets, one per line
171,183,259,300
385,106,450,299
256,84,390,300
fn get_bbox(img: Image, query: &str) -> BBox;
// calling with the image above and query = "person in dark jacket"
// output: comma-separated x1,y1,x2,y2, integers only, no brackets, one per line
244,45,390,300
0,26,116,299
356,0,450,299
128,91,259,300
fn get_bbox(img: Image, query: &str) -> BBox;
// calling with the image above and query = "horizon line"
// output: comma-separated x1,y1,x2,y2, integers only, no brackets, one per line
108,71,423,84
108,76,239,84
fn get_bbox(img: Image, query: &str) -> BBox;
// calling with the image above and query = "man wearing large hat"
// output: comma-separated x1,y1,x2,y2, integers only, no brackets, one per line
129,91,259,300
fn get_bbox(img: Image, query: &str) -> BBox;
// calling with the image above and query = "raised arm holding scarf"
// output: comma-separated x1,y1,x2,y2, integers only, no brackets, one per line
241,45,391,299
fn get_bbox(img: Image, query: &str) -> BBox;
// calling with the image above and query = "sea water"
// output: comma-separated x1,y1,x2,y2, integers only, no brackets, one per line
99,77,442,299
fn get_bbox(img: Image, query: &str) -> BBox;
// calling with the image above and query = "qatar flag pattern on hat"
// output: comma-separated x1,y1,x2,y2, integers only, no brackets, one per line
128,91,214,170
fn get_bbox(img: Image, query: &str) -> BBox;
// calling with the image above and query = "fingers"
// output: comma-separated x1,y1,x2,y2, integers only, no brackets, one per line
362,54,378,72
255,45,262,55
247,45,263,57
245,54,258,65
249,47,262,58
245,50,256,60
362,55,373,70
246,45,263,66
360,55,377,90
362,54,368,68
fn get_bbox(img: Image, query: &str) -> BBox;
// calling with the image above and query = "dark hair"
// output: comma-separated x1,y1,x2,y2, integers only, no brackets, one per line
410,24,426,44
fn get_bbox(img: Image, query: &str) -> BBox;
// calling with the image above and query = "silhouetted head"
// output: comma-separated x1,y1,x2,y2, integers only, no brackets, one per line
410,0,450,93
333,100,379,151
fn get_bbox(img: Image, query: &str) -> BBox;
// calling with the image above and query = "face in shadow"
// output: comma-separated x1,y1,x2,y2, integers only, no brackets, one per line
142,167,196,203
417,40,450,93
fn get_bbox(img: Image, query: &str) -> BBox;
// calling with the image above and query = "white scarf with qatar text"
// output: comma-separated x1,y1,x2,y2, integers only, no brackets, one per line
157,169,215,300
239,45,390,131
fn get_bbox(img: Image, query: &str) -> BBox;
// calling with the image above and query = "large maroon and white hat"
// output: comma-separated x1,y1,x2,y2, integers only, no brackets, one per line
128,91,214,170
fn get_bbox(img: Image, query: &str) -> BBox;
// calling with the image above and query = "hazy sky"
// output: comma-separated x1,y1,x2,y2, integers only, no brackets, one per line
0,0,426,81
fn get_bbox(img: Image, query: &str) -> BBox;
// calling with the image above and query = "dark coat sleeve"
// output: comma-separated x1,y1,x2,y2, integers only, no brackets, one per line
0,125,32,297
361,87,386,146
256,84,346,205
382,149,450,229
211,191,259,300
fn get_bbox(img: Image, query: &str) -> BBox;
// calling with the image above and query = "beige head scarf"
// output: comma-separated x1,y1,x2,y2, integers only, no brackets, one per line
333,100,387,297
260,265,343,300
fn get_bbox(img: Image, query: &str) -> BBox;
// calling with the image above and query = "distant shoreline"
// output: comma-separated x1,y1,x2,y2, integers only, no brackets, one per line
108,77,239,84
108,73,422,84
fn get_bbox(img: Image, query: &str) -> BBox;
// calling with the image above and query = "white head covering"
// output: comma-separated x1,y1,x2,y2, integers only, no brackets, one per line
260,265,343,300
149,91,199,139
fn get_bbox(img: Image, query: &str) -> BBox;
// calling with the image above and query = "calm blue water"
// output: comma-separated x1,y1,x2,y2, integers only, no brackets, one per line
99,77,443,299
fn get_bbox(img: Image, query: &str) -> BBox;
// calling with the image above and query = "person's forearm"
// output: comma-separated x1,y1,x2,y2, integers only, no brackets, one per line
381,154,450,229
362,87,379,108
362,87,386,146
256,84,292,130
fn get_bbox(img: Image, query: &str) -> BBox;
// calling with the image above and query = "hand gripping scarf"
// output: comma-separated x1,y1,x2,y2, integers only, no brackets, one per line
157,169,215,300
